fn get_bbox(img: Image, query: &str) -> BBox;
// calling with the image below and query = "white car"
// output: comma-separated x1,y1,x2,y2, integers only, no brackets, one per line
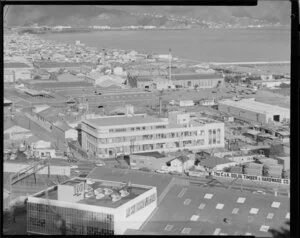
70,165,78,169
253,190,266,195
155,170,169,174
96,162,105,167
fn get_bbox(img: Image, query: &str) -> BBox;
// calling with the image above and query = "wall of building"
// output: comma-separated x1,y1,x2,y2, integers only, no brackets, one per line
173,78,223,88
130,155,169,171
218,103,267,124
4,163,71,176
81,119,224,158
115,187,157,234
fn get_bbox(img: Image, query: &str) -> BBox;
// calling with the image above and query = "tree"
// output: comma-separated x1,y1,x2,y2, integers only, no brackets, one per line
269,221,290,238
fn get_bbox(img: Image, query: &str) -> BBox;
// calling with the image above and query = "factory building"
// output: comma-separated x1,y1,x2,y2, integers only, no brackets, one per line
81,111,225,158
218,99,290,124
172,73,224,88
26,177,157,235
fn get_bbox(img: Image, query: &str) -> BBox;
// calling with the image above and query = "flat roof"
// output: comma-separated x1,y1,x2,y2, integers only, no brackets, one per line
35,177,151,209
141,184,289,236
219,99,290,115
133,152,166,159
87,167,173,198
4,62,32,68
84,115,167,128
172,73,222,81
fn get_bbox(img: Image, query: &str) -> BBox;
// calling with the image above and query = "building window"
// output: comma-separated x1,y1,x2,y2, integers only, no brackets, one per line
217,129,221,143
208,130,212,144
213,129,216,144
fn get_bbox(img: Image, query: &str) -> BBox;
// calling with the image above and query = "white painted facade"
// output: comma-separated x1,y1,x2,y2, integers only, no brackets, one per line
81,114,225,158
27,181,157,235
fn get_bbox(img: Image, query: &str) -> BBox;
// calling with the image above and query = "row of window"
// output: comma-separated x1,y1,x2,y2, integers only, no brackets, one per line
108,125,167,133
97,130,205,144
99,139,205,155
27,202,114,235
208,129,221,144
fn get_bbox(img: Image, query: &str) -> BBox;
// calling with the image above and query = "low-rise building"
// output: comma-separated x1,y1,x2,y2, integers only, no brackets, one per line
4,121,33,140
130,152,171,171
164,155,194,173
81,111,225,158
4,62,33,82
172,73,224,89
26,177,157,235
218,99,290,124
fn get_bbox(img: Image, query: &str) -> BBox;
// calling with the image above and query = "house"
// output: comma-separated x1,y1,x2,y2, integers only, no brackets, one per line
164,155,194,173
52,120,78,141
130,152,171,171
4,121,33,140
198,155,237,171
31,140,56,158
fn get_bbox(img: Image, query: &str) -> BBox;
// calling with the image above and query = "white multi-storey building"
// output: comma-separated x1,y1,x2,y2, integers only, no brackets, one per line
27,177,157,235
81,111,224,158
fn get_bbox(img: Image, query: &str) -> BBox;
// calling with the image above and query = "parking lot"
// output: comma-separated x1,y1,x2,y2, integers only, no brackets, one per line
142,184,289,236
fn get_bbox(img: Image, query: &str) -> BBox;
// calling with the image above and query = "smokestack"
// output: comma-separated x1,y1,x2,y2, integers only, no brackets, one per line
169,48,172,81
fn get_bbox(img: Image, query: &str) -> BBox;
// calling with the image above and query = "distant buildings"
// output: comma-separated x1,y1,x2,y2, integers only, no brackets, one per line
4,62,33,82
26,177,157,235
218,99,290,124
172,73,224,88
81,111,224,158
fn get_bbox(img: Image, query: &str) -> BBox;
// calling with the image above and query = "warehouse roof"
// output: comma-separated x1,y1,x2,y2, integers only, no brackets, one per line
199,156,233,168
87,167,173,198
219,99,290,115
141,184,290,236
4,62,32,68
172,73,222,81
84,115,167,128
34,177,152,209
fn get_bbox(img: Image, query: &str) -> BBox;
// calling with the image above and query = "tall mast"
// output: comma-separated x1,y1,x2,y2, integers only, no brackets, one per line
169,48,172,81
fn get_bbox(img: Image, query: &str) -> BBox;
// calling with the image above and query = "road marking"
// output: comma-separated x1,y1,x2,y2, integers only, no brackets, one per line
232,208,239,214
236,197,246,204
271,201,281,208
164,224,173,231
216,203,224,210
213,228,221,235
190,215,199,221
184,199,191,205
260,225,270,232
181,228,191,234
177,187,187,198
285,212,290,219
204,193,213,199
249,208,259,215
267,213,274,219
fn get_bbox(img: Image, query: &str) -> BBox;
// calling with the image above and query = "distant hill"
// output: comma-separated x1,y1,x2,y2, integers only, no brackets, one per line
5,3,290,28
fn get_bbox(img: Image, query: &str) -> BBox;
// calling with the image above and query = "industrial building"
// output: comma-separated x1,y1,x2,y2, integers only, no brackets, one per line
218,99,290,124
80,111,225,158
4,62,33,82
26,177,157,235
172,73,224,88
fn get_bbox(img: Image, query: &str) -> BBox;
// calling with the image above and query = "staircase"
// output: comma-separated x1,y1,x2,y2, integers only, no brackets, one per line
10,160,50,185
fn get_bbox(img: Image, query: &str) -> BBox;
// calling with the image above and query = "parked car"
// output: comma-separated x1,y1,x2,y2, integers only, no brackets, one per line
96,162,105,167
155,170,169,174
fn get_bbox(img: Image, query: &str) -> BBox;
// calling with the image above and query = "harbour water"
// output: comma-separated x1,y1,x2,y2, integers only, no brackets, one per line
41,28,290,63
